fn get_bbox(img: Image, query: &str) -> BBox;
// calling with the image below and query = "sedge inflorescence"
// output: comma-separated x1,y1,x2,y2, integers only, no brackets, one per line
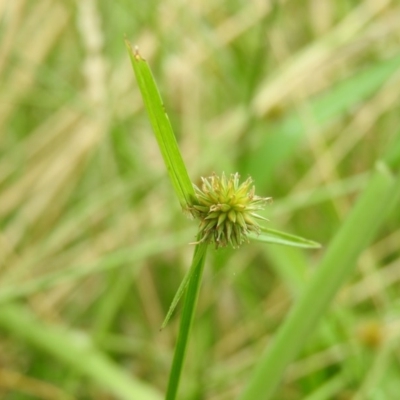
190,172,271,249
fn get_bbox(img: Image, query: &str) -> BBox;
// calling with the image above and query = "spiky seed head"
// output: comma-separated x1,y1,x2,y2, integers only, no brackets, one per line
190,172,271,249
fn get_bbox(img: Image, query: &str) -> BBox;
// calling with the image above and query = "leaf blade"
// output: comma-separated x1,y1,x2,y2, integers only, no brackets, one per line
249,227,321,249
239,164,400,400
125,41,196,210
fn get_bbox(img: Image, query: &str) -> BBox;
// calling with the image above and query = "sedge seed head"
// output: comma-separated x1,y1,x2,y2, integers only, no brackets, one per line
190,172,271,249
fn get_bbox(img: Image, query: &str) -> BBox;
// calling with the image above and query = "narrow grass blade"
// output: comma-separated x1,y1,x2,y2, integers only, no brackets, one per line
161,242,208,330
247,53,400,184
165,242,208,400
238,162,400,400
0,304,162,400
125,41,196,210
249,227,321,249
0,231,192,304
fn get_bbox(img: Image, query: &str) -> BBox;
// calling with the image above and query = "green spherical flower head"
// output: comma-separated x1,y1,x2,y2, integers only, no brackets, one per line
191,172,271,248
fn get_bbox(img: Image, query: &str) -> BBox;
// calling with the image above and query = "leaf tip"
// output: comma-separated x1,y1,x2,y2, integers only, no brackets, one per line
124,39,145,61
160,318,169,331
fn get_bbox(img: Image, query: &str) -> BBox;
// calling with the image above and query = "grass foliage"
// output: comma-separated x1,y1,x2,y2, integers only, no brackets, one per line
1,1,400,399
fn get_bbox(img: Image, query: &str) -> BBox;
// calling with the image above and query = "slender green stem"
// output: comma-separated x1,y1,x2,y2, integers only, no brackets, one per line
165,242,208,400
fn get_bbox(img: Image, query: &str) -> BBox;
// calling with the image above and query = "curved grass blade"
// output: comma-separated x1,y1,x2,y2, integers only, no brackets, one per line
248,227,321,249
247,53,400,185
165,242,208,400
125,41,196,210
0,304,162,400
239,162,400,400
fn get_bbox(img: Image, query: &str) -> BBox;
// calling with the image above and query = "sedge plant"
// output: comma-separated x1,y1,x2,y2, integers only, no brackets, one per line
126,42,320,400
126,42,400,400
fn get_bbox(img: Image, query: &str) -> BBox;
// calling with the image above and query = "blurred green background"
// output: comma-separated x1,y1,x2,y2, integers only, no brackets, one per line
1,0,400,399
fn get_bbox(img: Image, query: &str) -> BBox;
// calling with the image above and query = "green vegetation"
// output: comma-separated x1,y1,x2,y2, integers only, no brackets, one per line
126,44,319,400
1,1,400,399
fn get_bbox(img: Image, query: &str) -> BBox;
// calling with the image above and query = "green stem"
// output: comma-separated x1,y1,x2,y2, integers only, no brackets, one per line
165,242,208,400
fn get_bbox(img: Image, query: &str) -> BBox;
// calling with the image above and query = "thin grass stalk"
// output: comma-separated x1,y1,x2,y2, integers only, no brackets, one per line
165,242,208,400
